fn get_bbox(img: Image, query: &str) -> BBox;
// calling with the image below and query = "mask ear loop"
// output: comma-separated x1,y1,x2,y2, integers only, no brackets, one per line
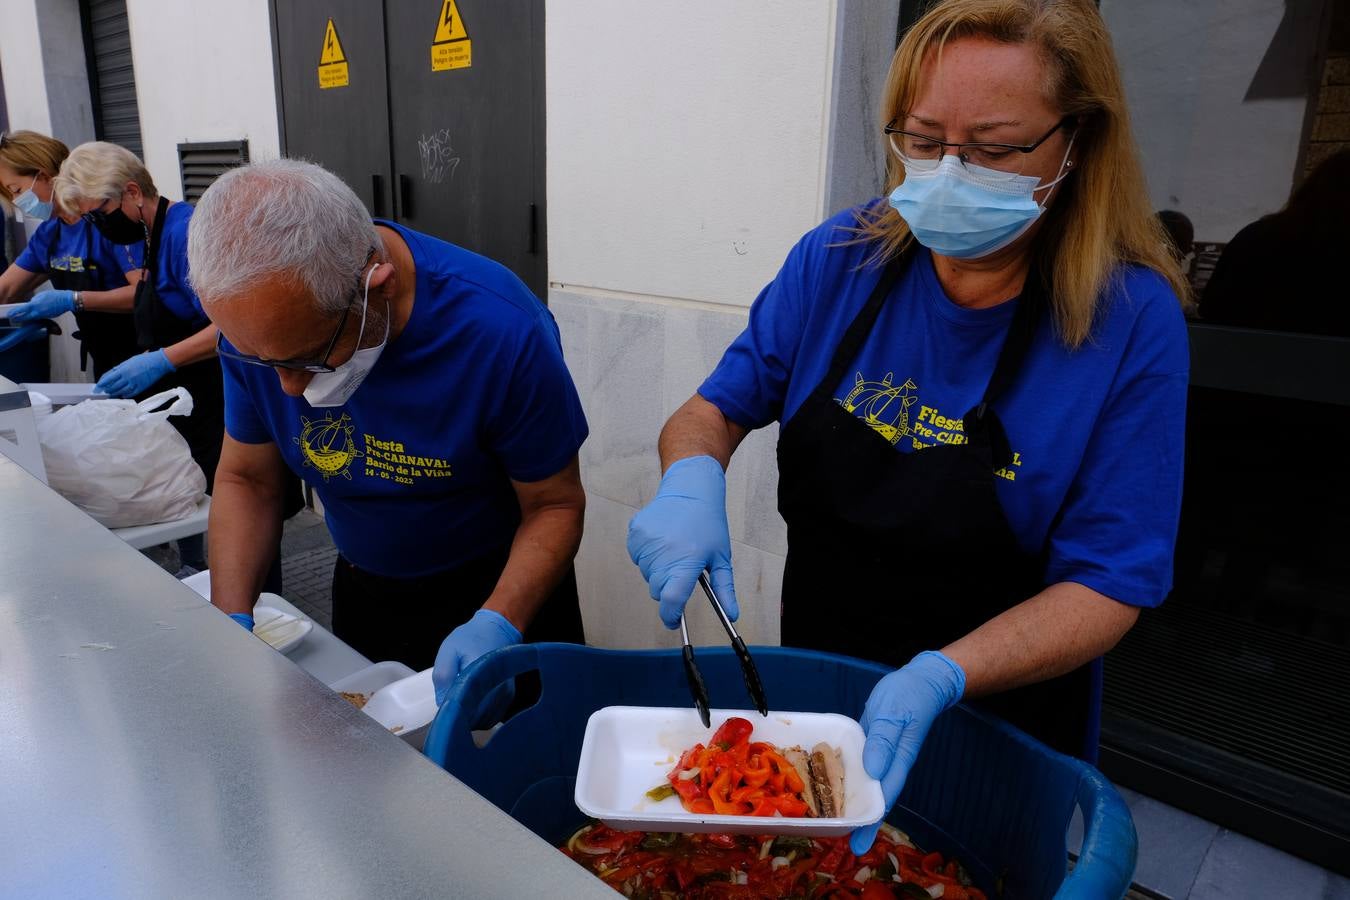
352,263,384,350
1034,130,1079,205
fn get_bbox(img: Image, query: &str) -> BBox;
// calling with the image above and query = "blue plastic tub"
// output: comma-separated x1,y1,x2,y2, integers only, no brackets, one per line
426,644,1137,899
0,322,50,383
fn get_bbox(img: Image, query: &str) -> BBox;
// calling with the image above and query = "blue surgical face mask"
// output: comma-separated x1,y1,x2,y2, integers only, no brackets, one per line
14,174,52,221
888,135,1076,260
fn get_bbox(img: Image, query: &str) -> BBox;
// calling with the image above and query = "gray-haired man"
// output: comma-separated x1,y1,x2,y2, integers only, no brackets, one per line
188,159,587,704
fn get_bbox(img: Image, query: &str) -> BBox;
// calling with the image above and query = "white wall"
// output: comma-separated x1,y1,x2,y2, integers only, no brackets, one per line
548,0,838,308
547,1,858,651
125,0,281,199
0,0,53,134
0,0,90,381
1101,0,1321,241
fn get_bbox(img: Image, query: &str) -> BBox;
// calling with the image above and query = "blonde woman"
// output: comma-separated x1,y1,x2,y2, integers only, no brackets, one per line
0,131,142,377
627,0,1188,849
55,142,225,569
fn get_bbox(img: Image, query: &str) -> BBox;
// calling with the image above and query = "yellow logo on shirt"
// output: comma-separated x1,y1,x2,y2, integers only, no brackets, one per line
839,372,918,445
362,432,453,486
295,412,363,481
838,373,1026,481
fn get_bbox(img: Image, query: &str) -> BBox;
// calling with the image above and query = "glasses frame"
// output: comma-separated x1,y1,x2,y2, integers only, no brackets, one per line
215,248,378,373
80,195,125,231
883,115,1073,171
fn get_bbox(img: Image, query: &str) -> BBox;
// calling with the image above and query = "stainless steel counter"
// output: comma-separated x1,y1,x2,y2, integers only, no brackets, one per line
0,456,610,899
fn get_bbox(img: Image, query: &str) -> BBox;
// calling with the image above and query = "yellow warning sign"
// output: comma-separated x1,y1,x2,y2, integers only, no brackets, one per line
431,0,472,72
317,18,349,89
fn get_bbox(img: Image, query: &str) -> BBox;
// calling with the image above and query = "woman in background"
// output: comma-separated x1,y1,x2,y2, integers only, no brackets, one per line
0,131,141,378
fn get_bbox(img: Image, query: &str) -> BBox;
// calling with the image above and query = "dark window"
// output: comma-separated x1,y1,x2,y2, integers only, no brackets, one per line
1099,0,1350,876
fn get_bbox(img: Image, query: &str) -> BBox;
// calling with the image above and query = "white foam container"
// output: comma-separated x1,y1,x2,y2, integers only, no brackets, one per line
574,706,884,836
252,606,312,654
329,660,417,698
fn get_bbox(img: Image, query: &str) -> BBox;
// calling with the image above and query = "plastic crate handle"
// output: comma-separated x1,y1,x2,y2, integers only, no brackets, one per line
1055,768,1138,899
0,323,52,353
424,643,545,767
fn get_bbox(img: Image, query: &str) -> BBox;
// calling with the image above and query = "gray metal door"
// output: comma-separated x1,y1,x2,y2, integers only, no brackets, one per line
273,0,394,217
80,0,144,157
383,0,546,297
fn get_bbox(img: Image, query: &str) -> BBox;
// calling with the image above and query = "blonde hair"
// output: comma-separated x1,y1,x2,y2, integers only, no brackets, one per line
854,0,1188,348
0,130,69,202
53,141,158,216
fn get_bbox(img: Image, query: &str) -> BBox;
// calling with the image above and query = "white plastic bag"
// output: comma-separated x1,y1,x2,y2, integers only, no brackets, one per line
36,387,207,528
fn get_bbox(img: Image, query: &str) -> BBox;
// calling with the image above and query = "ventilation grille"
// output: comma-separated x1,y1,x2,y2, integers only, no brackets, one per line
177,141,250,204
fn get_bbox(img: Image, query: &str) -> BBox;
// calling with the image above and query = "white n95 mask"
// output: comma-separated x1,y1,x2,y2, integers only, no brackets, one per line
303,267,388,408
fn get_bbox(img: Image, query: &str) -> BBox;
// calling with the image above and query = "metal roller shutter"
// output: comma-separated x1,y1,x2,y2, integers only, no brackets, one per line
80,0,144,158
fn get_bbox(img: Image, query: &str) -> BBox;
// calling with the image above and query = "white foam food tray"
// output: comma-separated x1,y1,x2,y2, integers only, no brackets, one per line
252,606,312,654
574,706,884,836
327,662,438,736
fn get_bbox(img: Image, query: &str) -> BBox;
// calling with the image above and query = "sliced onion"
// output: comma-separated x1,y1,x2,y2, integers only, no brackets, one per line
927,885,945,898
879,823,915,848
566,826,594,854
678,767,701,781
772,856,791,870
854,866,873,883
888,853,900,873
759,838,774,860
570,830,612,857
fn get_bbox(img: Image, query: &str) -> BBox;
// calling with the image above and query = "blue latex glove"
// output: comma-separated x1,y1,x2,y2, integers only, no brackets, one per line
626,455,738,629
433,609,522,708
228,613,255,632
94,349,175,398
849,650,967,855
7,290,76,322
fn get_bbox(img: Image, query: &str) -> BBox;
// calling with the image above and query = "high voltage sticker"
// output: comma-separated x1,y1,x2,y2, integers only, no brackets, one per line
317,18,349,89
430,0,471,72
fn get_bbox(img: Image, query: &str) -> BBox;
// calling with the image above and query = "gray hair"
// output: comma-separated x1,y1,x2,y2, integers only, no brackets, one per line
54,141,158,214
187,158,379,314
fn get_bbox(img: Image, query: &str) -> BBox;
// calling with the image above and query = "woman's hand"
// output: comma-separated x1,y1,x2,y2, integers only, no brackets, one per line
849,650,966,854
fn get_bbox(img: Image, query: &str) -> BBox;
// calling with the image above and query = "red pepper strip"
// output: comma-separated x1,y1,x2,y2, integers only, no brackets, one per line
773,794,809,817
730,785,766,803
766,749,806,795
672,776,703,802
748,797,778,816
688,798,715,814
710,716,754,748
741,755,771,789
704,831,740,848
710,768,746,815
860,881,895,900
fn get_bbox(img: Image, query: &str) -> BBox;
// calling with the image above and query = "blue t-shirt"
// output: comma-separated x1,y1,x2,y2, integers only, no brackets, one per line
152,202,208,326
700,206,1189,608
222,221,589,578
16,217,143,286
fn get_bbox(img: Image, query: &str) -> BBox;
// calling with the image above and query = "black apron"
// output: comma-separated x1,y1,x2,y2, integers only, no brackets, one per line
134,197,225,489
776,246,1097,759
47,221,139,380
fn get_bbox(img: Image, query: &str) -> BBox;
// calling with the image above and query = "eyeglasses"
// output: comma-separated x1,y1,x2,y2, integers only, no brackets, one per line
884,115,1073,182
215,248,378,373
80,195,125,230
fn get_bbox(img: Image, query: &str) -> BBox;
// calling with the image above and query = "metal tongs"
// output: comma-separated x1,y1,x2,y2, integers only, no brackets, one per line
680,571,770,727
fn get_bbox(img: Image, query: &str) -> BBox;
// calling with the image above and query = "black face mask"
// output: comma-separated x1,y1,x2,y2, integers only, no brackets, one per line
84,205,147,245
